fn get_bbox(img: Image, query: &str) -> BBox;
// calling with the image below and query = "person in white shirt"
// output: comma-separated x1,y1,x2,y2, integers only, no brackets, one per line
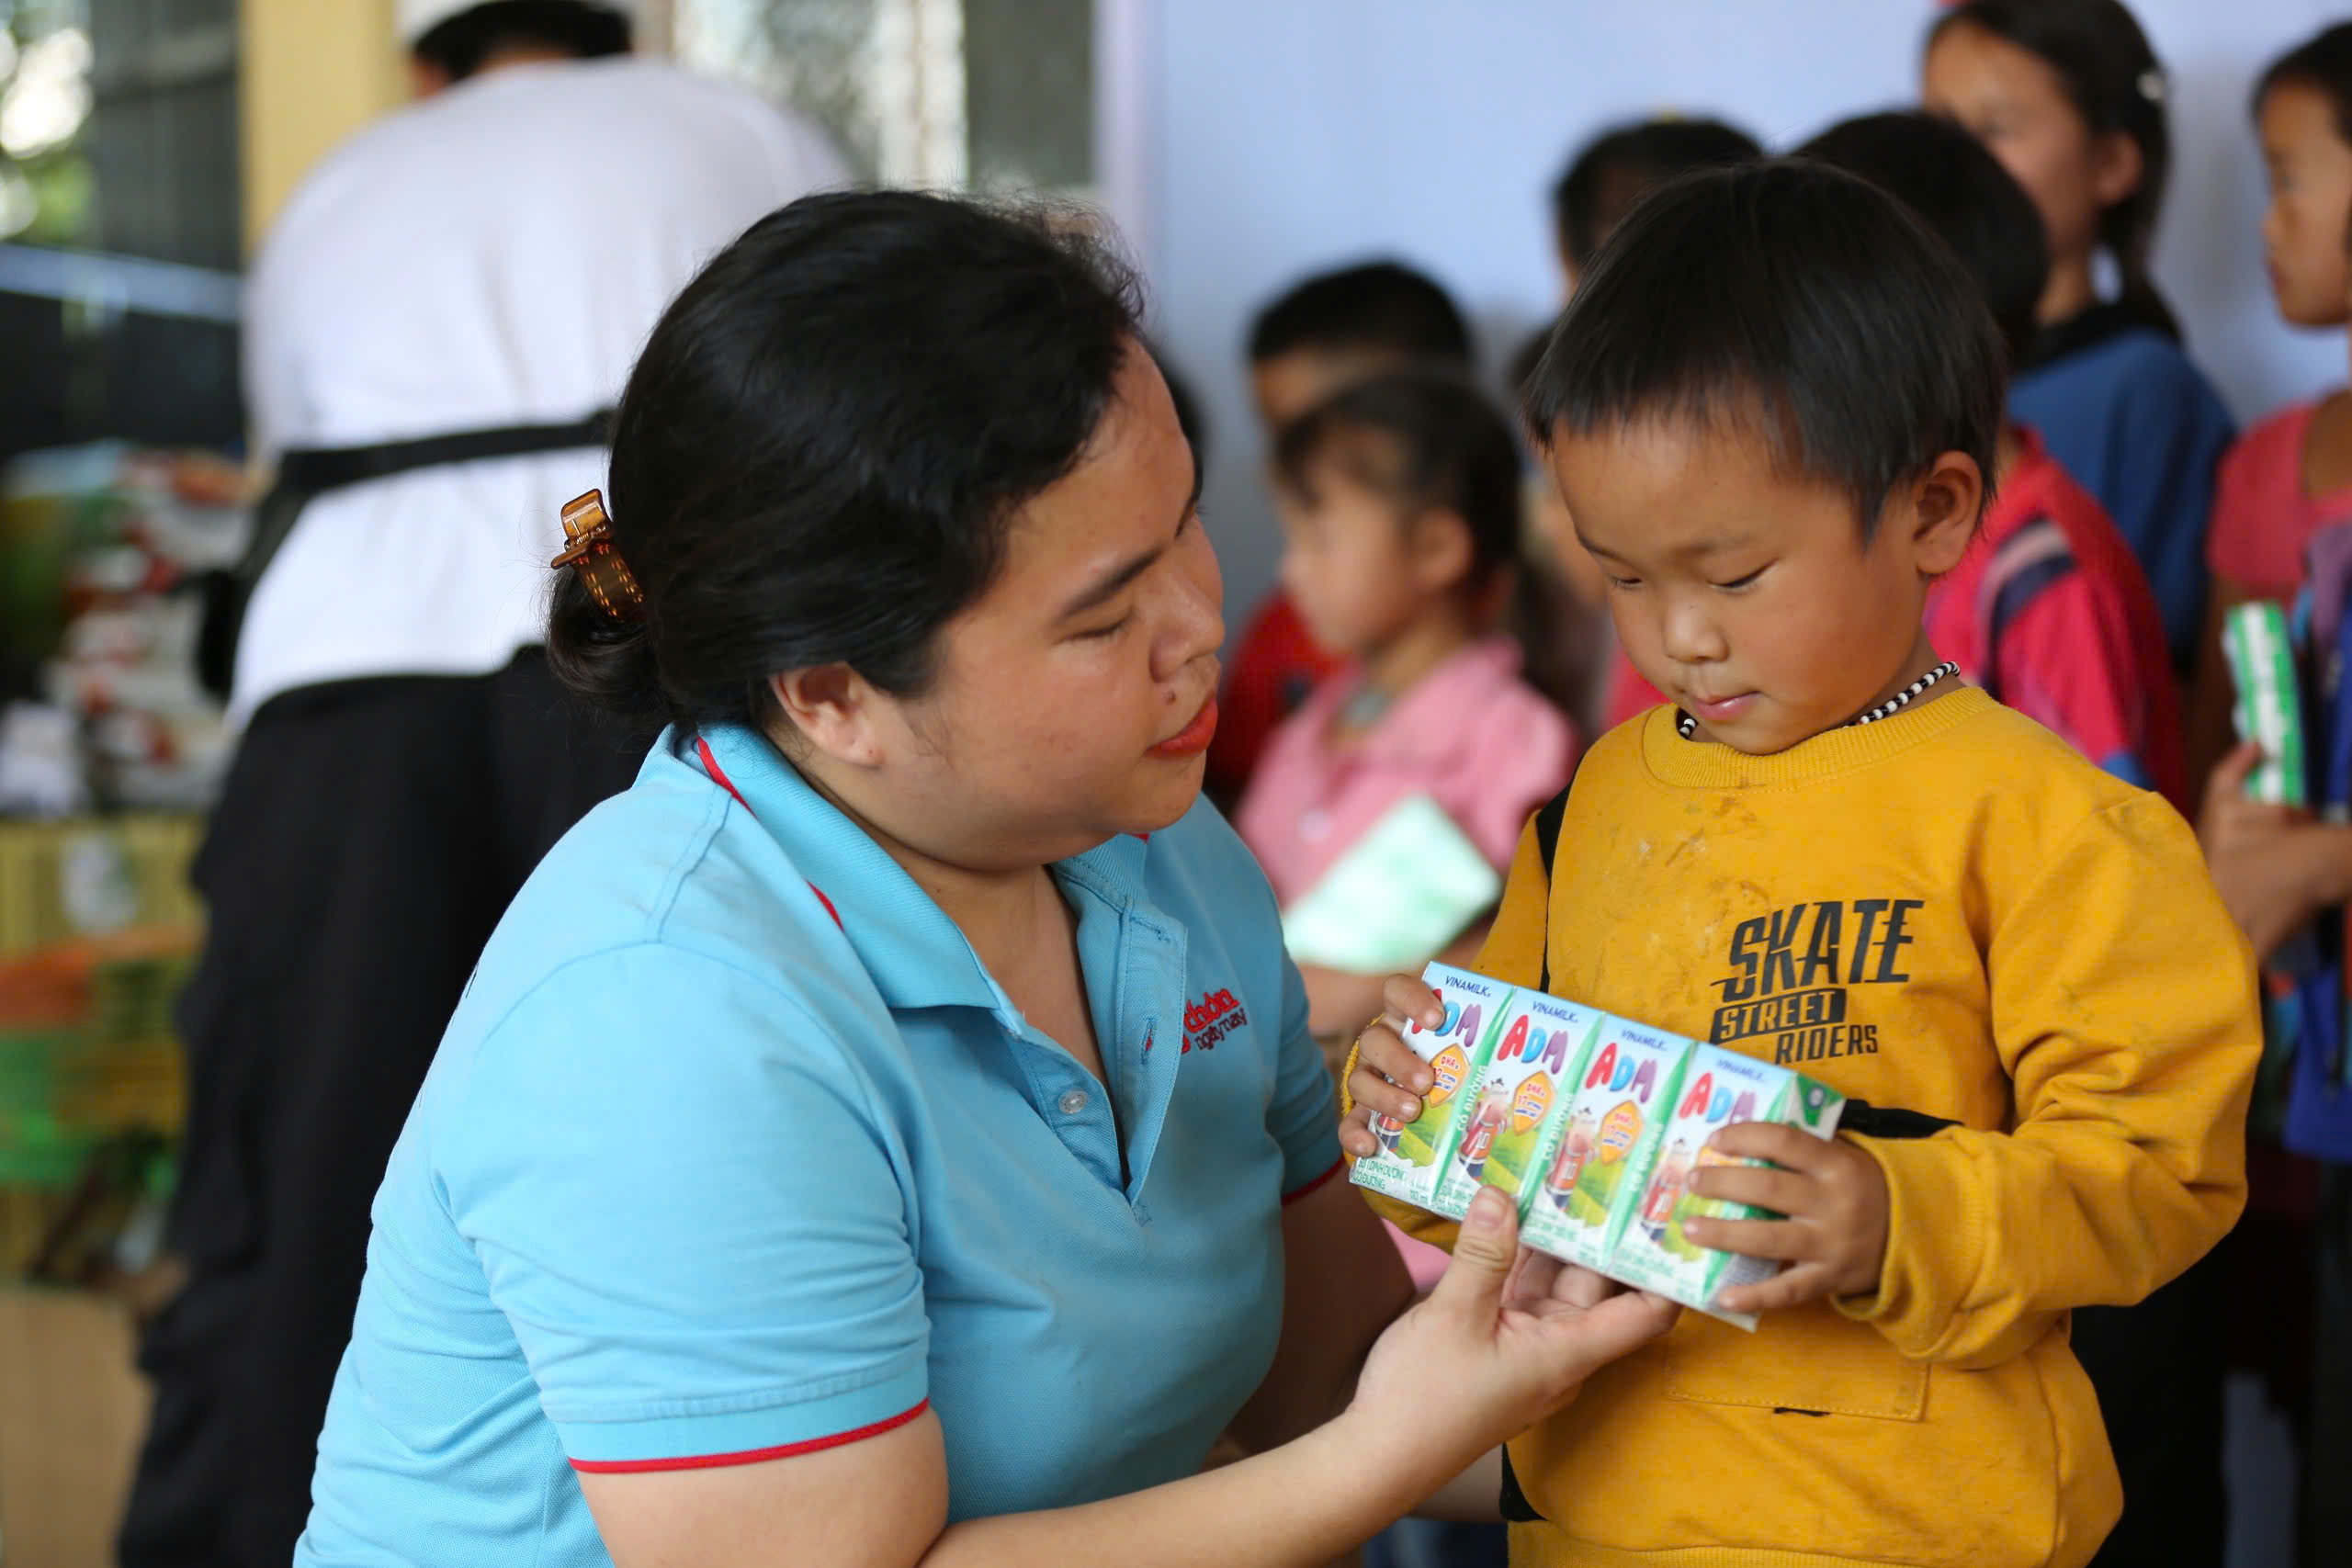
119,7,846,1565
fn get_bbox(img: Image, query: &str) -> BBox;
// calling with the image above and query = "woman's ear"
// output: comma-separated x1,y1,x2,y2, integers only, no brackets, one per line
2090,128,2145,209
1904,449,1984,578
768,665,888,767
1408,508,1477,596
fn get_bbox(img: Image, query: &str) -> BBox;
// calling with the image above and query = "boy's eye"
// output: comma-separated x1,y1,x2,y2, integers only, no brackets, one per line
1604,573,1643,591
1711,566,1767,592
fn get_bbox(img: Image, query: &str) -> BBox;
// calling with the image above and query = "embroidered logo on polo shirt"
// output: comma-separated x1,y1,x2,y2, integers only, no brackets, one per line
1182,987,1248,1054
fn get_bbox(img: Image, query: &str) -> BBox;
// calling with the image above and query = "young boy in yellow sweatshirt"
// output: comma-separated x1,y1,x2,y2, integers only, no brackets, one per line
1340,159,2260,1568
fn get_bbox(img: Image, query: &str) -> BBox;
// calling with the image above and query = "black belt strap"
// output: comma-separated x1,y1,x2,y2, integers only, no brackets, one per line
196,411,613,698
235,412,615,591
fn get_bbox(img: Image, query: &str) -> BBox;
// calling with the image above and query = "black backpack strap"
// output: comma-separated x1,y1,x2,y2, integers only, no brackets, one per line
1838,1100,1957,1140
1499,1445,1546,1523
1531,774,1574,995
197,412,613,698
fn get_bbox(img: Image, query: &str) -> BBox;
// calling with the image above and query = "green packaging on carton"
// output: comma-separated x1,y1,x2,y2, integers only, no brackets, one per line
1430,987,1599,1222
1519,1017,1690,1269
1606,1043,1848,1330
1428,991,1606,1217
1348,962,1512,1213
2222,601,2306,807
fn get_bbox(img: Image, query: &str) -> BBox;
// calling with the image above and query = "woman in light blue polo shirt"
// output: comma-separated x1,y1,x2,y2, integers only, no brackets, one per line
294,191,1672,1568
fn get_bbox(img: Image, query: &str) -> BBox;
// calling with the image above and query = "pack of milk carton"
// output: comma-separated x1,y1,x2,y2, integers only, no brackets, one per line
1351,962,1847,1329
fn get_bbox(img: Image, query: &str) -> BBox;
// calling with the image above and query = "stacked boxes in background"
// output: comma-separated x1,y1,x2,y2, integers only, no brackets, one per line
1351,962,1847,1328
0,819,200,1282
1,443,251,815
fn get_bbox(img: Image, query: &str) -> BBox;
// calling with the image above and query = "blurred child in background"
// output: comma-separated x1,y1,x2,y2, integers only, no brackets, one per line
1925,0,2234,675
1206,262,1474,804
1238,369,1576,1042
1542,115,1763,733
1802,110,2186,814
2193,25,2352,784
1508,327,1613,735
1241,368,1576,1568
2197,28,2352,1564
1805,107,2211,1568
1548,115,1762,300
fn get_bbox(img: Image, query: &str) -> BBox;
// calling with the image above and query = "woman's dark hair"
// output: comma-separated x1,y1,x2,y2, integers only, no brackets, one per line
1151,343,1210,468
413,2,631,82
1930,0,2177,336
1800,110,2051,372
1247,261,1472,369
1551,117,1763,273
2256,21,2352,144
1272,369,1523,592
1523,159,2005,541
549,190,1145,732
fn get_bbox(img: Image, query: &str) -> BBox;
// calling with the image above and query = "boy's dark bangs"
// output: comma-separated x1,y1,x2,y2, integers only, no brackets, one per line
1521,162,2006,536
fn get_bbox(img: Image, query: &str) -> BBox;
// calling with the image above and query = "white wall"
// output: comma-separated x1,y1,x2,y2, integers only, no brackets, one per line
1126,0,2352,629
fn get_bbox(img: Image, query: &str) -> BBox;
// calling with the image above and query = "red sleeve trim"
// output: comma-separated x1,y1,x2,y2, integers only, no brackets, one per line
1282,1156,1346,1205
568,1398,929,1474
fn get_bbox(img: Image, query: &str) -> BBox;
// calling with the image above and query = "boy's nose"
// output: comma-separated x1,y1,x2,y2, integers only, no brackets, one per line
1658,600,1727,665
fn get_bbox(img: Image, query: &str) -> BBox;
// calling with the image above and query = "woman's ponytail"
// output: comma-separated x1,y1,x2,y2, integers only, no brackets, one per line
546,555,669,733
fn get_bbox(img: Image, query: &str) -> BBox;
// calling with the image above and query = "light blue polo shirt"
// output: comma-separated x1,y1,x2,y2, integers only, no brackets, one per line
296,724,1341,1567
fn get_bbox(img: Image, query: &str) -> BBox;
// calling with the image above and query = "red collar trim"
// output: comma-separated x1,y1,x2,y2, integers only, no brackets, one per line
695,734,839,930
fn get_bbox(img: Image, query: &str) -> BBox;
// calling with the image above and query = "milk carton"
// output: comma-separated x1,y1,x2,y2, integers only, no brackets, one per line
2222,601,2306,807
1520,1018,1691,1269
1430,991,1603,1219
1606,1043,1848,1329
1348,963,1512,1213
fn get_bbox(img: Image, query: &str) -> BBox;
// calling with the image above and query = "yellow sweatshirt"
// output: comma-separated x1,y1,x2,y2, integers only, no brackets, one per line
1351,690,2257,1568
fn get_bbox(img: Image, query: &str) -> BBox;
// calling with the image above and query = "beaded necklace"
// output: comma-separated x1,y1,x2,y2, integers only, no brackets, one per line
1674,660,1962,741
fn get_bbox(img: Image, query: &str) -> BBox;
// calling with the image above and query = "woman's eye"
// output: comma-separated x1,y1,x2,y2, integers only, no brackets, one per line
1078,614,1134,641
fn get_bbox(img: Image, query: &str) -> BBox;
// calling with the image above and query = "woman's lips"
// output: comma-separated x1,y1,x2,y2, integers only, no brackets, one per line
1148,695,1219,758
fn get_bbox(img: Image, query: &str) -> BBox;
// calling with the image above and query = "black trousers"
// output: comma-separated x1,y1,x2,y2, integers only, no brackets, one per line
117,650,645,1568
2073,1241,2233,1568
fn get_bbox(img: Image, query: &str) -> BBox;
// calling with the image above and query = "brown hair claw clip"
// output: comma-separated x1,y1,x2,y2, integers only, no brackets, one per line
553,490,644,621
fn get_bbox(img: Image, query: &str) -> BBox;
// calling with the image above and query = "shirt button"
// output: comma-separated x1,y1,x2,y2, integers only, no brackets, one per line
1057,1088,1091,1116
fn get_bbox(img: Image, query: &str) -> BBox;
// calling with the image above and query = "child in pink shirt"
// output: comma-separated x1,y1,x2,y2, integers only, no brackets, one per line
1238,367,1577,1294
2193,31,2352,781
1237,368,1577,1027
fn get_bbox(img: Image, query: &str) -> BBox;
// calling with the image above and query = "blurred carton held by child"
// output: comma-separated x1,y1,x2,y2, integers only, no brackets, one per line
1340,159,2257,1568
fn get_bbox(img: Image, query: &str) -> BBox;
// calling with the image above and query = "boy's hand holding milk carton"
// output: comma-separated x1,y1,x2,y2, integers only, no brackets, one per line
1352,962,1847,1329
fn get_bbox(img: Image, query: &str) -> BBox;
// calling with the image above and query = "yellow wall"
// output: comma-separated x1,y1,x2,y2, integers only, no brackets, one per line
239,0,405,252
